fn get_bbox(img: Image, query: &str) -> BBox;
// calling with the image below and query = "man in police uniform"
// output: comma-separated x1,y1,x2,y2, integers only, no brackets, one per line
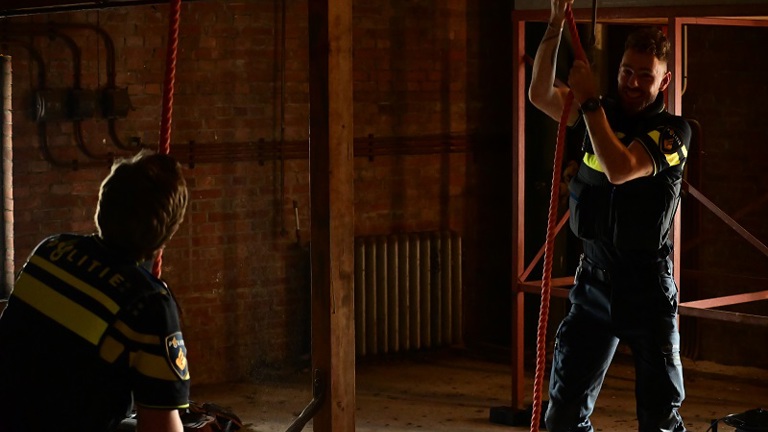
528,0,690,431
0,151,190,432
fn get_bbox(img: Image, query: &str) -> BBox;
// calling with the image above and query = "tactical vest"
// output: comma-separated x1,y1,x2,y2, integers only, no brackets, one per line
568,99,684,257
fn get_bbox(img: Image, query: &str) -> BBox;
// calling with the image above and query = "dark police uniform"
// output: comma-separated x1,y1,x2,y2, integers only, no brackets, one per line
0,234,190,432
545,95,691,432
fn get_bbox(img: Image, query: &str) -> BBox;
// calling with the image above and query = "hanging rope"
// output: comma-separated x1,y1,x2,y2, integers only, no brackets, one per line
153,0,182,278
529,5,589,431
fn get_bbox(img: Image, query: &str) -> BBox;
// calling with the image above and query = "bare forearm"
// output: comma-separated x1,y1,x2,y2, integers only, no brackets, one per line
583,109,652,184
530,23,563,92
136,406,184,432
529,22,564,111
529,0,580,123
529,19,580,124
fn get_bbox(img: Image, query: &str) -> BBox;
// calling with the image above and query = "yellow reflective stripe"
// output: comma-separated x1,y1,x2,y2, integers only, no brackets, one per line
30,256,120,314
665,152,681,167
114,319,160,345
647,129,661,143
582,153,604,172
130,351,189,381
13,273,107,345
100,335,125,363
668,145,689,167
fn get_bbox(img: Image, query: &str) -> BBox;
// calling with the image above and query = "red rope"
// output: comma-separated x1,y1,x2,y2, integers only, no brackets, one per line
530,5,588,431
153,0,182,278
158,0,181,156
565,6,588,67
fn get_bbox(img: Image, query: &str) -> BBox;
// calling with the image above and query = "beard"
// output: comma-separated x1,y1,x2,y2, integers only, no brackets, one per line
619,86,655,114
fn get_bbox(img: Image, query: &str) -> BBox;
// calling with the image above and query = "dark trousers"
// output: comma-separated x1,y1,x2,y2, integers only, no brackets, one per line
544,256,686,432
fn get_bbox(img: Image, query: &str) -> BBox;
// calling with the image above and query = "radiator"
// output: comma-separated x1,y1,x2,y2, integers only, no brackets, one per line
354,231,462,357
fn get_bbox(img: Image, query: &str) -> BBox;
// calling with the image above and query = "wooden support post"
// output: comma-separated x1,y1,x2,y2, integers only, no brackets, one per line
668,17,683,286
510,12,527,412
0,55,13,298
308,0,356,431
490,12,529,425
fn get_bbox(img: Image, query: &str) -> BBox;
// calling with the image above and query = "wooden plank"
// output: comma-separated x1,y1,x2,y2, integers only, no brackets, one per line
519,277,575,293
520,211,570,282
516,0,768,12
511,6,768,25
519,283,573,299
679,306,768,326
669,18,683,287
680,17,768,26
0,0,170,16
680,290,768,310
308,0,355,431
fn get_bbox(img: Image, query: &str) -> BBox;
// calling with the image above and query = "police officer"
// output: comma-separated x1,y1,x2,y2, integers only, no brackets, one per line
528,0,691,431
0,151,190,432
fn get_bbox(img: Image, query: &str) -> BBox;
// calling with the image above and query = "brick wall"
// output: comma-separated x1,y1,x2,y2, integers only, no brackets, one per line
1,0,498,385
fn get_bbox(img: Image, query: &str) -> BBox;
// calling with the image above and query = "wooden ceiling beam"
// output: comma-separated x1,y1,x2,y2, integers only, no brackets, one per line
512,5,768,25
0,0,182,18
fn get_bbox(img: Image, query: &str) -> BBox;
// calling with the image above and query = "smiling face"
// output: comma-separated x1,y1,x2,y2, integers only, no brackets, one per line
617,49,671,115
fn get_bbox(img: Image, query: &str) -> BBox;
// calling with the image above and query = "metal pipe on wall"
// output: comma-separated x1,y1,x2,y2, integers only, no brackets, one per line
0,55,14,298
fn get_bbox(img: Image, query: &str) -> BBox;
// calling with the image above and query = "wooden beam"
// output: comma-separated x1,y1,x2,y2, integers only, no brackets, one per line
510,10,526,412
510,6,768,25
308,0,355,431
680,290,768,310
0,0,175,17
520,211,570,282
515,2,768,16
519,277,575,297
679,306,768,326
0,55,13,297
669,17,683,287
678,17,768,26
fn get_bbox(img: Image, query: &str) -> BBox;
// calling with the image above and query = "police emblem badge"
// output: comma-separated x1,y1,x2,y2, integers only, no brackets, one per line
660,127,682,154
165,332,190,380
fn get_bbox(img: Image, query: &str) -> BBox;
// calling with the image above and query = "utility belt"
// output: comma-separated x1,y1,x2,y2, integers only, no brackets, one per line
577,253,671,285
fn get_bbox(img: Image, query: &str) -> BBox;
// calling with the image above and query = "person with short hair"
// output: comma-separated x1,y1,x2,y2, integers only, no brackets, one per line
528,0,691,430
0,151,191,432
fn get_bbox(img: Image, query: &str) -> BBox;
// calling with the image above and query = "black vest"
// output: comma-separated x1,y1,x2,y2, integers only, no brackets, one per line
568,96,684,265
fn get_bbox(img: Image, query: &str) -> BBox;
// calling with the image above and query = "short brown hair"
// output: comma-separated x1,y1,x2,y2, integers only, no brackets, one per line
625,27,671,63
95,151,188,261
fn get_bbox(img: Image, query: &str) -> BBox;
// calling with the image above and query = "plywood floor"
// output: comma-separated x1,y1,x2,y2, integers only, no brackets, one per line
190,349,768,432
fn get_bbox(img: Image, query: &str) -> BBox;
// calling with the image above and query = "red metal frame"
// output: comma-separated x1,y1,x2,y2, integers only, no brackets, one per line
510,5,768,412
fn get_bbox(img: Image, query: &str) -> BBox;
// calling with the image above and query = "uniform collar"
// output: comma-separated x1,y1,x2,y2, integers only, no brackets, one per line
91,234,141,265
606,93,666,121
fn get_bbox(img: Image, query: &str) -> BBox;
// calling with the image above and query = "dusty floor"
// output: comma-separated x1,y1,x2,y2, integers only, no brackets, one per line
190,349,768,432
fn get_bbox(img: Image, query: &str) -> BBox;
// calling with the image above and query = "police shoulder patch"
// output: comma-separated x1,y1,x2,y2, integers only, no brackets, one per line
165,332,190,380
659,126,683,154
